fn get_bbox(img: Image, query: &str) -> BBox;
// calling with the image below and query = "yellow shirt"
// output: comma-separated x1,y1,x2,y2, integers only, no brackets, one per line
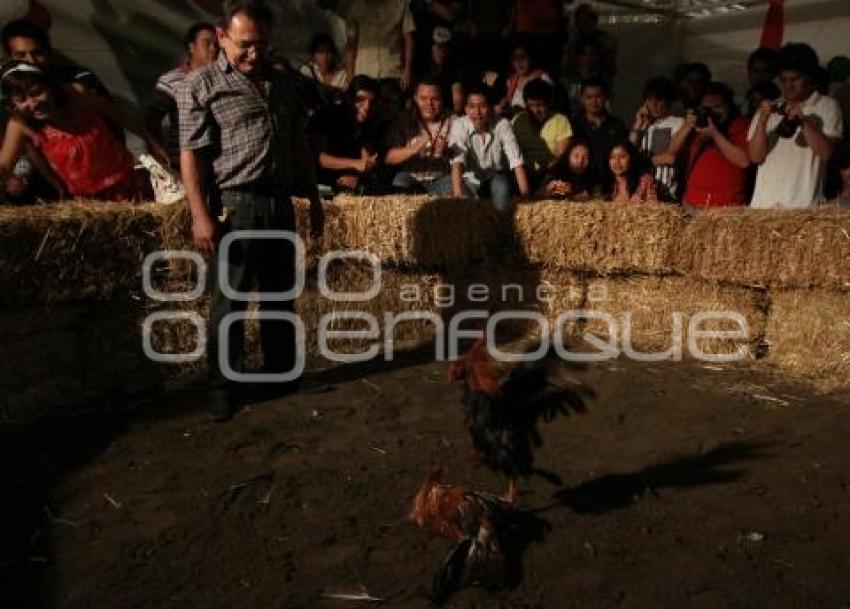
511,112,573,175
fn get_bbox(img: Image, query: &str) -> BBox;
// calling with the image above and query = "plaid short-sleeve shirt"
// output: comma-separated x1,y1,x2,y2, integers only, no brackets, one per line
178,53,304,191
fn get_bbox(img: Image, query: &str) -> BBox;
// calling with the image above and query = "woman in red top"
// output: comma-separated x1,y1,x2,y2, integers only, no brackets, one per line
0,61,167,202
666,81,751,210
498,42,552,117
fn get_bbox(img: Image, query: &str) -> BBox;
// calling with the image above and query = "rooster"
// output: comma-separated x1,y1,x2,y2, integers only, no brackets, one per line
447,338,593,500
409,468,547,603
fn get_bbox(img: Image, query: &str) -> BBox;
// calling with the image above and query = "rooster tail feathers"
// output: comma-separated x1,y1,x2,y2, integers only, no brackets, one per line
432,537,473,605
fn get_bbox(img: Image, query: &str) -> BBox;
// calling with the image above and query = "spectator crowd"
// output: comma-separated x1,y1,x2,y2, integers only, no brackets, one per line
1,0,849,212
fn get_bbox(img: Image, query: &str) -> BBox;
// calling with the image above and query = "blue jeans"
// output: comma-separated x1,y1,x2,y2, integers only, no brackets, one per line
392,171,454,196
464,173,514,213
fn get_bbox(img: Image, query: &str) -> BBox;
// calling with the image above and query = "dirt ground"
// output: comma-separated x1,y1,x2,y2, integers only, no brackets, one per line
2,353,849,609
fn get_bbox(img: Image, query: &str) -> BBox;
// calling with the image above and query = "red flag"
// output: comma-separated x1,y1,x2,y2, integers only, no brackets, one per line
760,0,784,49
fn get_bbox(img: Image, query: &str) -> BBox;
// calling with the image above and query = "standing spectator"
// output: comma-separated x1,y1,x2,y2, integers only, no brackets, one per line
674,62,712,111
178,0,324,421
457,0,511,75
744,47,780,112
568,3,617,82
410,0,460,78
561,36,604,115
449,84,529,212
629,77,684,201
508,0,565,78
1,19,110,98
537,138,594,200
146,23,218,167
745,80,781,118
298,33,353,107
748,43,843,208
0,61,167,202
344,0,416,91
499,42,551,116
604,140,657,204
310,75,384,194
423,26,464,115
827,55,850,140
571,77,627,184
511,78,572,186
667,82,750,212
384,78,454,195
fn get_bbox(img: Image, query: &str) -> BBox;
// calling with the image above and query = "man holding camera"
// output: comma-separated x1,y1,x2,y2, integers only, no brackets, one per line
748,43,843,209
666,81,750,212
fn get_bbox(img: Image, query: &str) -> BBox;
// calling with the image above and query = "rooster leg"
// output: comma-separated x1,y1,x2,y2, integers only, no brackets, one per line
504,478,518,505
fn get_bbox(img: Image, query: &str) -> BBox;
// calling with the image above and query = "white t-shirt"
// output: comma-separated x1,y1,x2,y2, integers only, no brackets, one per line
449,116,525,184
640,115,685,198
748,92,844,208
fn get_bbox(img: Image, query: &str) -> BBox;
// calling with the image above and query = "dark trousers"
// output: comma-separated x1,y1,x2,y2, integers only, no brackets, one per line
208,190,297,386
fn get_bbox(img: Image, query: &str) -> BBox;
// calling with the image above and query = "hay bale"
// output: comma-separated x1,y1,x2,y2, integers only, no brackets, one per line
332,195,506,269
676,207,850,289
0,202,168,304
540,274,767,358
765,290,850,392
515,201,687,275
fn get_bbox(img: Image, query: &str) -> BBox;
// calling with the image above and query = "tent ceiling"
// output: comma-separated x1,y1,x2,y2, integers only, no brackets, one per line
593,0,769,23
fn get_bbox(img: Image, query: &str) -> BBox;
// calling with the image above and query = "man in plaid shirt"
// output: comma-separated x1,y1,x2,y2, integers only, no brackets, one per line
179,0,324,422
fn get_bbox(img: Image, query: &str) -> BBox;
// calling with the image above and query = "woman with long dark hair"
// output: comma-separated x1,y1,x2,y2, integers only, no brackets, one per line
604,139,658,203
0,61,167,202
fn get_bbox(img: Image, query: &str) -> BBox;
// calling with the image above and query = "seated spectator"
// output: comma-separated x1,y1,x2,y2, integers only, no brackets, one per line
629,76,684,201
0,62,167,202
511,78,572,186
384,79,454,195
667,81,750,211
423,26,464,116
310,75,384,194
827,145,850,207
561,36,604,115
743,47,779,116
571,77,628,184
498,42,551,116
299,32,352,106
449,84,529,212
604,140,657,203
537,138,594,200
674,62,712,111
146,22,218,167
749,43,844,208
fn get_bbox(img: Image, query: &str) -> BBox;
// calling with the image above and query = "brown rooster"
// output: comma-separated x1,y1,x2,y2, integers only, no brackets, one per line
447,338,594,500
409,468,545,603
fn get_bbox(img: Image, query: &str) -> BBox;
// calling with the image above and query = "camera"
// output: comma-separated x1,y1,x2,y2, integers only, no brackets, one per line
770,101,801,139
694,106,718,128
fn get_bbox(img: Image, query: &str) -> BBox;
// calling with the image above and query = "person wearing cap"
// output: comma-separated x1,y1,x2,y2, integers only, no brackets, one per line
0,60,167,202
410,0,460,78
423,26,464,115
748,43,844,208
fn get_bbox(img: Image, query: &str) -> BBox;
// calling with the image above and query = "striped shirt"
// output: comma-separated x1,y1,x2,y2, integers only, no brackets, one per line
638,115,684,199
178,53,312,192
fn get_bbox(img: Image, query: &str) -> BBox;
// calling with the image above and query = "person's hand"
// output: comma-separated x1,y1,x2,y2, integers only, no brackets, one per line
694,115,719,139
546,180,572,196
434,135,448,157
400,65,413,91
785,101,804,120
633,104,650,131
757,100,774,124
684,109,698,131
337,175,360,190
192,212,216,255
411,134,430,154
356,148,378,173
